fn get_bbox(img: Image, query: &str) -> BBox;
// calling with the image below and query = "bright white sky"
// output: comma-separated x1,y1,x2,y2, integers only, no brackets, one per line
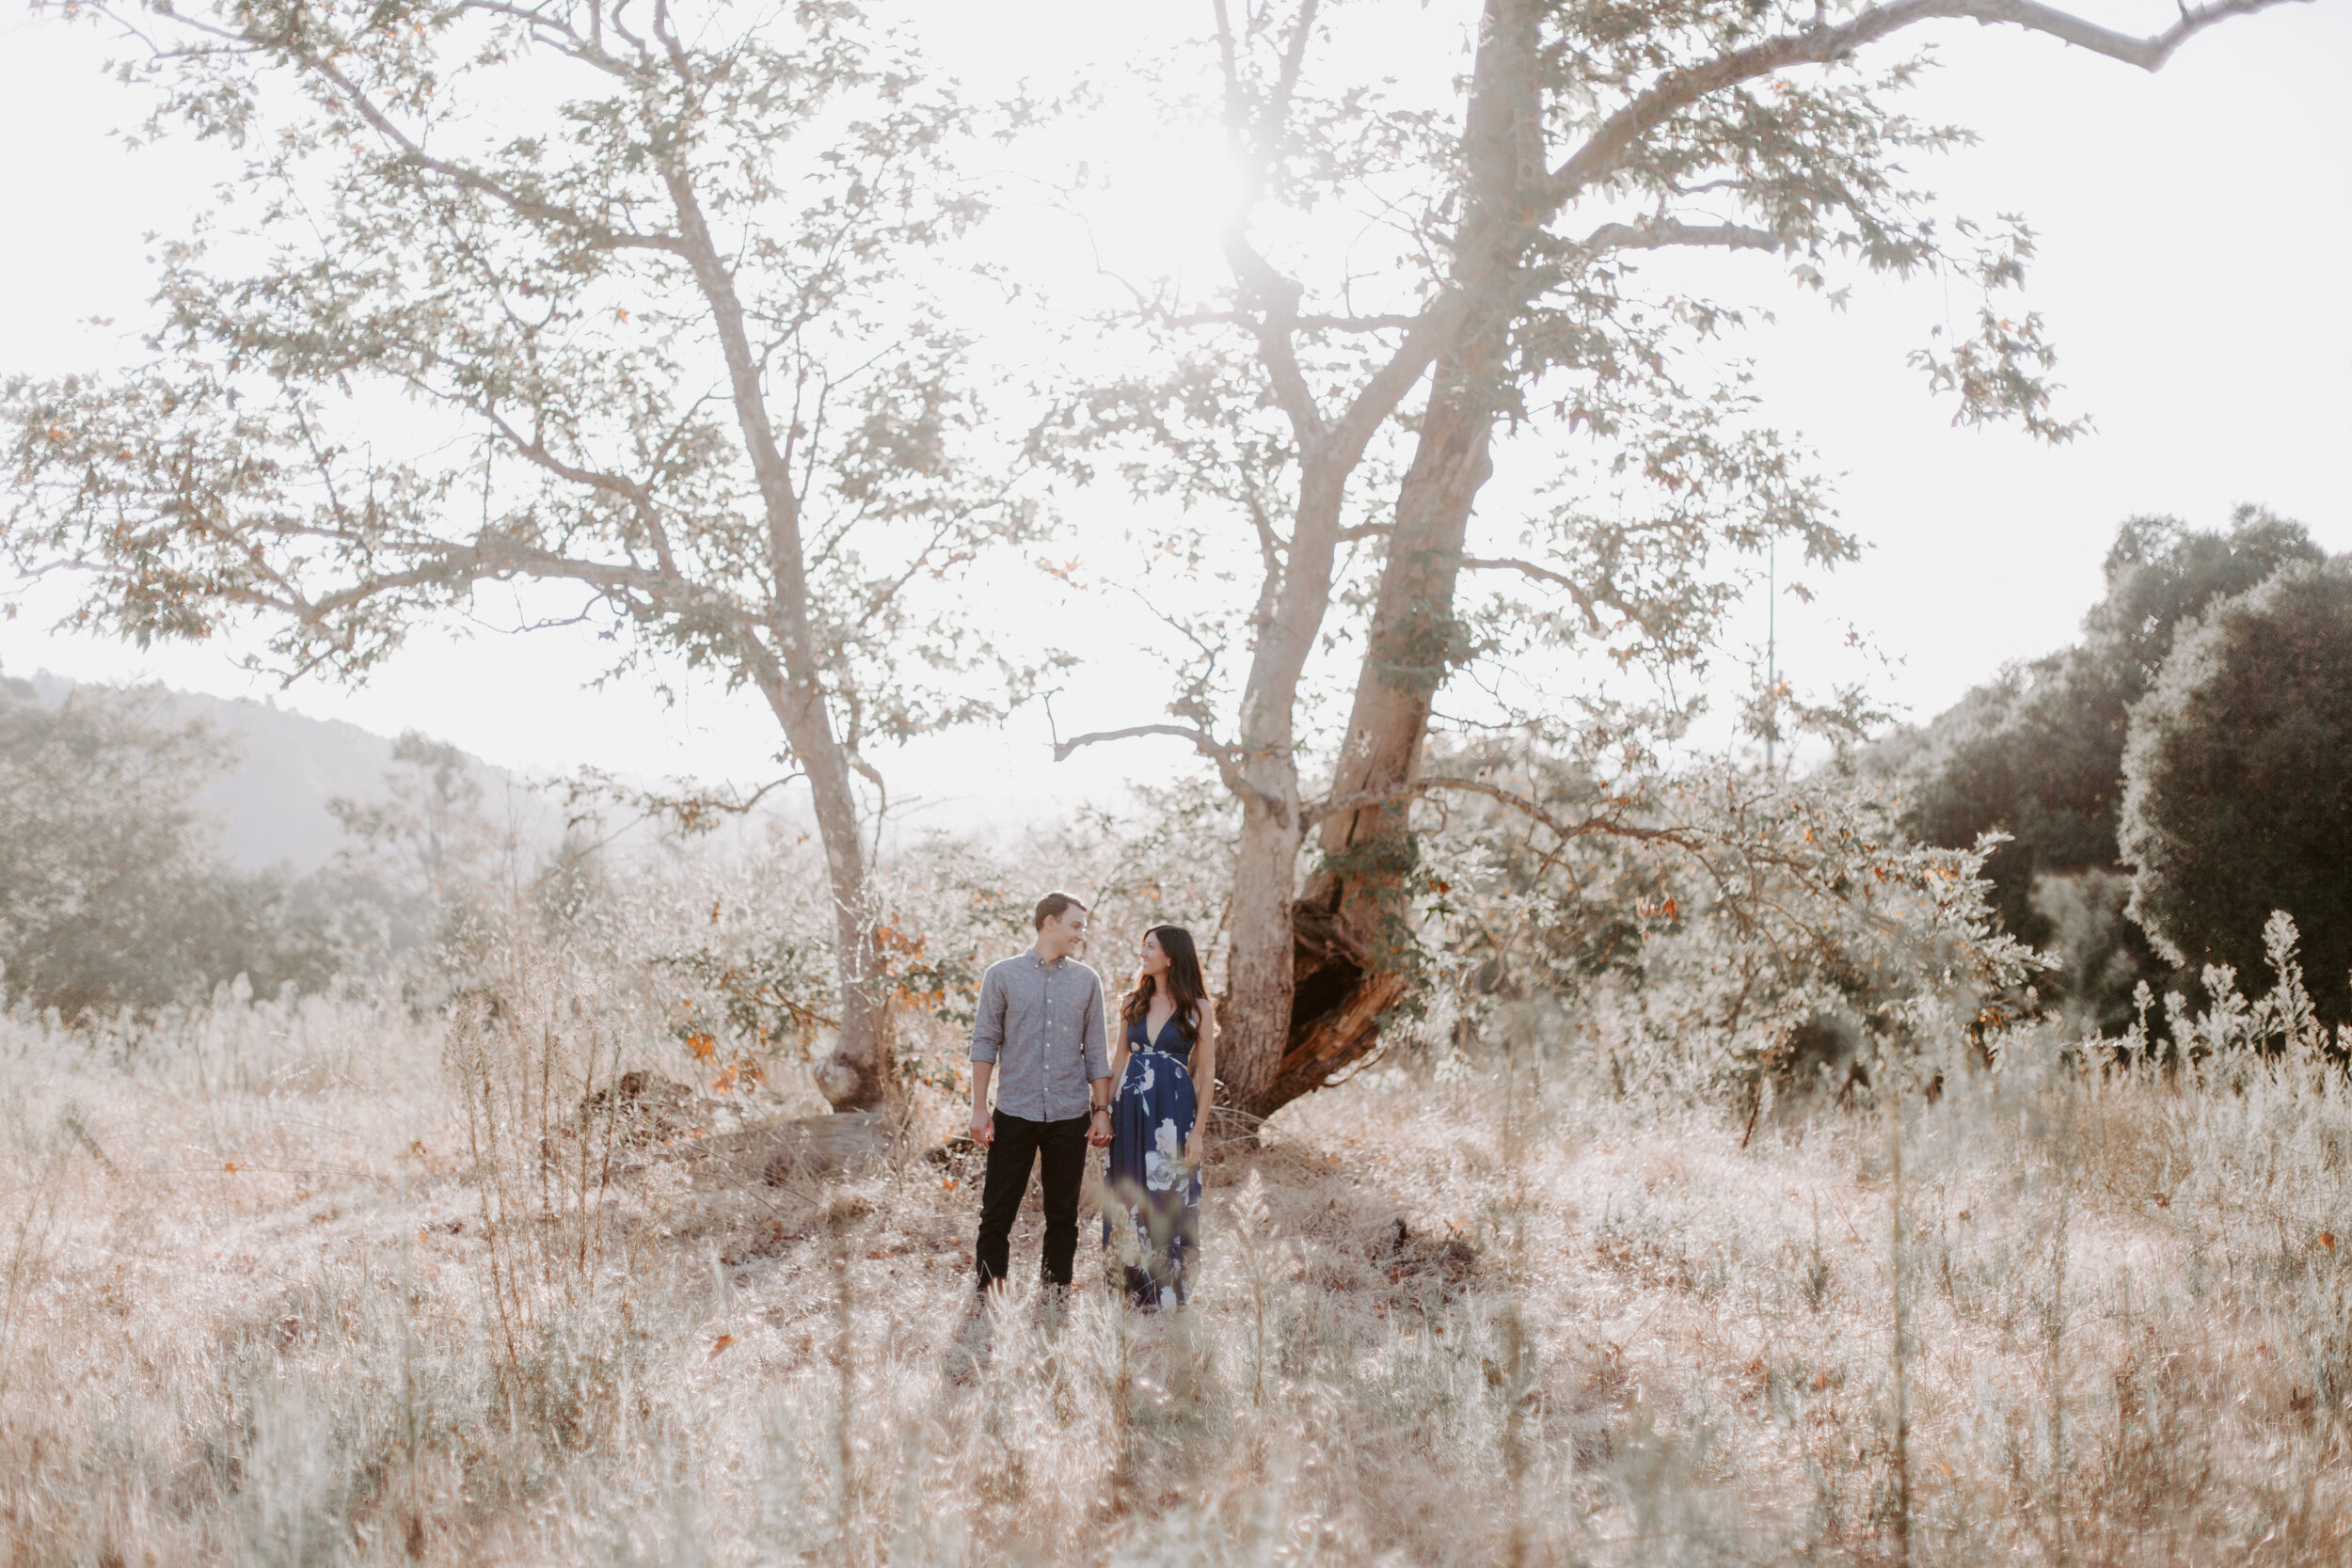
1,1,2345,832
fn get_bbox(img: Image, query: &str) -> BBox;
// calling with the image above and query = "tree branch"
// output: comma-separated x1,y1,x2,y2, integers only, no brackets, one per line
1457,554,1606,633
1305,773,1697,851
1580,218,1782,255
472,404,680,579
1220,240,1328,445
291,48,688,256
1171,309,1425,333
1050,721,1228,765
1953,0,2304,71
1047,705,1296,827
1327,298,1464,465
1541,0,2306,212
1212,0,1333,448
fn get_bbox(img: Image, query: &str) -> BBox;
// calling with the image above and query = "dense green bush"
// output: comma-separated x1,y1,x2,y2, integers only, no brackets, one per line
1890,507,2319,1030
2121,562,2352,1023
0,677,341,1022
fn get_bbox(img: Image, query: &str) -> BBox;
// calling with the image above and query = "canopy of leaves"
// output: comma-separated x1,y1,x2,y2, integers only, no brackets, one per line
2,0,1042,761
2122,561,2352,1024
1044,0,2119,794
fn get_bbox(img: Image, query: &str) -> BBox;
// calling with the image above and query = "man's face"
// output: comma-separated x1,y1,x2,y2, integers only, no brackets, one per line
1043,907,1089,955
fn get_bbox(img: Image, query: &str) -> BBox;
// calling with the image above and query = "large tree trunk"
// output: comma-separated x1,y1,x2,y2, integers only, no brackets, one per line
1220,794,1303,1114
755,667,893,1112
1216,455,1348,1116
1240,0,1536,1121
1272,386,1496,1111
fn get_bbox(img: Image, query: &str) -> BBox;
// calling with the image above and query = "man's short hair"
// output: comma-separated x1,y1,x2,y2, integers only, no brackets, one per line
1033,891,1088,930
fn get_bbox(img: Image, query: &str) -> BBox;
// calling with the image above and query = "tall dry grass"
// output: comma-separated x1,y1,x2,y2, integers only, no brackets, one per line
1,949,2346,1565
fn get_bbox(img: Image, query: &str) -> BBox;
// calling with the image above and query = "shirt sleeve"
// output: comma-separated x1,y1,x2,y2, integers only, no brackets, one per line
970,964,1005,1063
1081,970,1110,1082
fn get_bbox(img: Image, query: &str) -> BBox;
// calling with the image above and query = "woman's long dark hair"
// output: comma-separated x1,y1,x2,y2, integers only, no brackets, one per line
1120,925,1210,1049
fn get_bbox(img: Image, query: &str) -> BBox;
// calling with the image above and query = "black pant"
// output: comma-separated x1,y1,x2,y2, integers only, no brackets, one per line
974,1109,1089,1289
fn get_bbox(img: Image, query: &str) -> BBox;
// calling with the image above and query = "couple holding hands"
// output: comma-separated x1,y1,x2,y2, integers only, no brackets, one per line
967,891,1215,1308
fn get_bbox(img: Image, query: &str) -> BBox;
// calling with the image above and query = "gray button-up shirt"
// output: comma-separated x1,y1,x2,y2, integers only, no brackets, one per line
971,950,1110,1121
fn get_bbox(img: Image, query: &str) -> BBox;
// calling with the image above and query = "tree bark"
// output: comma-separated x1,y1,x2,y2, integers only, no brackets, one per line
1221,795,1303,1114
1244,0,1536,1120
752,663,891,1111
1275,385,1497,1108
1217,456,1348,1113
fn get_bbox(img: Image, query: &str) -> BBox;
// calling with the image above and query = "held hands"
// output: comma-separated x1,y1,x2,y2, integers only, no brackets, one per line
1086,1106,1113,1148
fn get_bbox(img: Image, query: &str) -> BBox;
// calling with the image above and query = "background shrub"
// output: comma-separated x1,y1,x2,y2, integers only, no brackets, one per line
0,678,340,1021
1888,507,2319,1030
2122,561,2352,1022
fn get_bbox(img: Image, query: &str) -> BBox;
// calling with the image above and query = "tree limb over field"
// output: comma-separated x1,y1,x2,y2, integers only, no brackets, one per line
1306,773,1704,852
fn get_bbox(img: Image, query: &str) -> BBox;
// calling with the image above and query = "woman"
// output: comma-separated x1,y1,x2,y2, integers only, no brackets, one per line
1103,925,1217,1307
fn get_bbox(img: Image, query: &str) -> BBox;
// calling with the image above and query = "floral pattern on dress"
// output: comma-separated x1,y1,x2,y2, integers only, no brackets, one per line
1103,1010,1201,1307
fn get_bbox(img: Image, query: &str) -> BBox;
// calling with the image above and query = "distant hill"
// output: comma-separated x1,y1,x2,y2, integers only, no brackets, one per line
14,670,552,873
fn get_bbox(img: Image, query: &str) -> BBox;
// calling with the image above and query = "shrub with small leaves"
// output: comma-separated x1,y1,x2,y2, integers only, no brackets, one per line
2122,560,2352,1023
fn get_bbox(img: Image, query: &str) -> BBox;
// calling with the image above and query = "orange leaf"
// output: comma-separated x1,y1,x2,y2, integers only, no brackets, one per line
709,1334,737,1358
223,1162,241,1173
941,1178,958,1191
2320,1232,2337,1251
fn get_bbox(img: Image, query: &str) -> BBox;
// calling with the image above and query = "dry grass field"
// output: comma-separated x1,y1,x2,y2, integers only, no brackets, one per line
2,973,2348,1566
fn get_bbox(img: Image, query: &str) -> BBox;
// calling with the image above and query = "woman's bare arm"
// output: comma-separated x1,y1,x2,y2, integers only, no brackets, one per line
1186,1003,1217,1158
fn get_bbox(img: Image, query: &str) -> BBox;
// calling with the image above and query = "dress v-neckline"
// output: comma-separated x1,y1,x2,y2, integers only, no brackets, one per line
1145,1008,1179,1049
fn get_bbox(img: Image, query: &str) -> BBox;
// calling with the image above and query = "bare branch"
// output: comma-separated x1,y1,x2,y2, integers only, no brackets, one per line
1327,299,1463,465
1305,772,1699,849
1541,0,2307,212
471,405,680,579
1269,0,1322,132
561,764,809,839
1050,721,1229,765
1458,554,1605,633
1580,218,1782,255
1211,0,1337,447
1221,239,1328,445
1952,0,2305,71
1170,309,1426,334
1046,703,1295,826
1294,312,1424,334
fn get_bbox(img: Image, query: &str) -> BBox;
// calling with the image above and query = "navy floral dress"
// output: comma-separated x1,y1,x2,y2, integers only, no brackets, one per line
1103,1008,1201,1307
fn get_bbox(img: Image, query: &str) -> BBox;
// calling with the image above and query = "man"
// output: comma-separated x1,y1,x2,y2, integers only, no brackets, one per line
969,891,1112,1293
